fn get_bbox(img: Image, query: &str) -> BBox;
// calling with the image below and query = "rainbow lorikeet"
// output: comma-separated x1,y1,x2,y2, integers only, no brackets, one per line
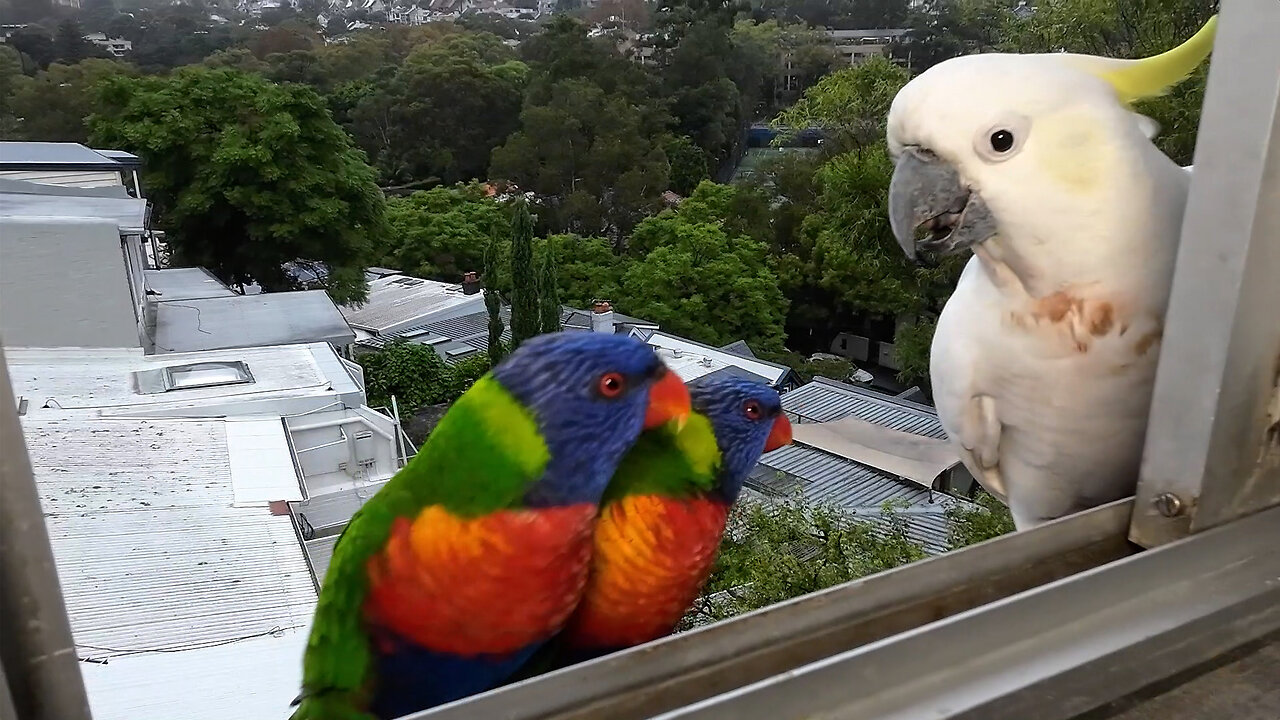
290,332,692,720
517,377,793,673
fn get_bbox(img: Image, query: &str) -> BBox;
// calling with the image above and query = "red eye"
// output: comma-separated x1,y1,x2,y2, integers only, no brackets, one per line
598,372,626,398
743,400,762,420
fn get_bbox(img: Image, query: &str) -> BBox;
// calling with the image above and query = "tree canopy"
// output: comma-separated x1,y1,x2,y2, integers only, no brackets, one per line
90,68,386,304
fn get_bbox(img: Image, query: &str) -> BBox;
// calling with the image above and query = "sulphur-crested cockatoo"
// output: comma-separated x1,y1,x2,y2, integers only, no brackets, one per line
886,18,1217,529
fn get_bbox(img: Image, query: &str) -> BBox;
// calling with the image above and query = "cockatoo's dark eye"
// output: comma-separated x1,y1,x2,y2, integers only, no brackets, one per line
990,130,1015,152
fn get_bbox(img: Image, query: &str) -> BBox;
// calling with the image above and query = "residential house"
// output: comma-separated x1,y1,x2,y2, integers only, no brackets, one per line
340,273,486,345
824,28,909,66
748,376,978,554
2,141,409,719
83,32,133,56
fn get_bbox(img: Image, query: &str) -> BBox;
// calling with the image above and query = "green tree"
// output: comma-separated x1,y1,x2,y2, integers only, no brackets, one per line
348,32,528,184
547,233,630,309
7,59,137,142
538,237,562,334
665,135,710,196
6,29,55,71
509,198,540,347
491,77,671,241
484,231,508,364
620,208,789,350
946,490,1016,549
358,340,452,416
54,19,95,64
90,68,385,304
683,497,928,628
380,184,508,282
0,45,24,136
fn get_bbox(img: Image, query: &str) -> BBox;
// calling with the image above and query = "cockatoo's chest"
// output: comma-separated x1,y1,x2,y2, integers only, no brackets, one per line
933,259,1167,436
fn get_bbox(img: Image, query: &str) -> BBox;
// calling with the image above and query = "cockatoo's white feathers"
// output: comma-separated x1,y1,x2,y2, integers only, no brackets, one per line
885,21,1216,529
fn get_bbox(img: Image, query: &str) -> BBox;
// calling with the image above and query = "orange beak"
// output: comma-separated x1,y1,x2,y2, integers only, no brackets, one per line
764,414,793,452
643,367,691,431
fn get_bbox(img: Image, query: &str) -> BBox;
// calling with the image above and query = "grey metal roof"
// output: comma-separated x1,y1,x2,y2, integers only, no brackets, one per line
689,365,773,386
718,340,758,359
340,274,482,333
360,306,513,363
144,267,238,301
781,377,946,438
750,443,968,554
92,148,142,168
0,191,149,230
0,177,130,198
153,290,355,353
0,141,132,170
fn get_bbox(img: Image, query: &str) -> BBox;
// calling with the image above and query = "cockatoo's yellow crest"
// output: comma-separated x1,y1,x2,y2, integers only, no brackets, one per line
1056,16,1217,105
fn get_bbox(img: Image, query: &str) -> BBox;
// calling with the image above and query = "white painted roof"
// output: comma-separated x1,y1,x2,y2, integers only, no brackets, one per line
646,332,791,386
340,274,485,334
6,343,360,418
226,416,303,506
23,417,316,720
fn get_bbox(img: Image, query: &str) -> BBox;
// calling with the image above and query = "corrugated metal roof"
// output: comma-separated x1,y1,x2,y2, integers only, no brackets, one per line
560,306,658,332
781,377,946,438
340,274,484,333
718,340,758,359
153,290,355,353
144,267,237,301
23,417,317,719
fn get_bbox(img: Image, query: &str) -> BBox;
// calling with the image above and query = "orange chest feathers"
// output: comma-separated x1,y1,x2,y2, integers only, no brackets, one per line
362,503,598,657
562,493,731,650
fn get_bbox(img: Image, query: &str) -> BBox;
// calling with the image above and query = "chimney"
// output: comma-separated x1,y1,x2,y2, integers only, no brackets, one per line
591,300,615,334
462,271,481,295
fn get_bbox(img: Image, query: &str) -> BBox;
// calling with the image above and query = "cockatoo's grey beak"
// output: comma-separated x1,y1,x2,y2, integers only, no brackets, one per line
889,148,997,260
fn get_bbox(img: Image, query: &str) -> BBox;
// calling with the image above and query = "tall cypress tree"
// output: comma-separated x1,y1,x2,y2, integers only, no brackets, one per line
510,199,540,348
483,230,506,364
538,239,561,335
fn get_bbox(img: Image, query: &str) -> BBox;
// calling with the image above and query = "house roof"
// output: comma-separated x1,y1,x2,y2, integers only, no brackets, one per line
153,290,355,353
357,306,512,363
750,443,966,554
6,343,361,419
742,377,970,553
0,141,135,171
24,416,316,720
0,191,149,231
718,339,758,359
144,267,238,302
781,376,946,438
646,331,793,387
560,306,658,332
340,274,484,334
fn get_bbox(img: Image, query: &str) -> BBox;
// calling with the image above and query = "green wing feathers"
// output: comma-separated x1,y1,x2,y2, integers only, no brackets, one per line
292,375,550,718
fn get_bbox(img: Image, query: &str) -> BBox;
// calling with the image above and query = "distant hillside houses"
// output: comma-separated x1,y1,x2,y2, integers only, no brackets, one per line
308,0,542,26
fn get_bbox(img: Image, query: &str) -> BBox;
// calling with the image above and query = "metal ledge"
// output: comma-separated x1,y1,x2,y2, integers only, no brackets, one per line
648,503,1280,720
410,499,1136,720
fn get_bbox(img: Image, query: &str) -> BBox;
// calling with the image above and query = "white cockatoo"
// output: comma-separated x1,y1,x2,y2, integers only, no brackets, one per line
885,18,1217,529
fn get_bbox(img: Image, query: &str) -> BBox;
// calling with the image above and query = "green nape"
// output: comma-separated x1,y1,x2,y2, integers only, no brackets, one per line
295,374,551,711
601,411,722,504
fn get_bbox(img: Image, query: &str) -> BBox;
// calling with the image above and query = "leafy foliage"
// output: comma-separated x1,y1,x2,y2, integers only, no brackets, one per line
381,184,508,282
357,341,493,419
946,490,1016,549
682,497,928,628
509,198,541,347
90,68,386,304
5,58,136,142
538,237,562,334
484,232,508,364
348,33,528,184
